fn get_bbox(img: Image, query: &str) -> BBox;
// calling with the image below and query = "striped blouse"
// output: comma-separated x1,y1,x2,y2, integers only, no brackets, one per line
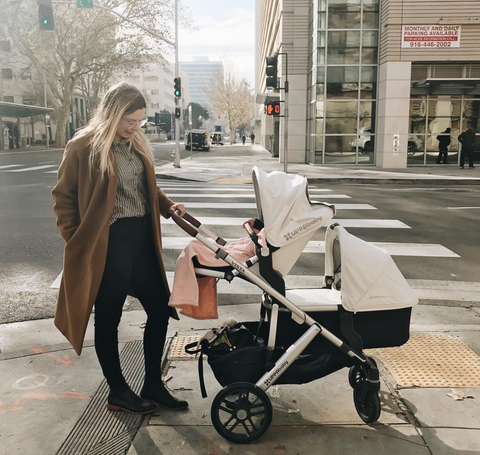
110,140,150,225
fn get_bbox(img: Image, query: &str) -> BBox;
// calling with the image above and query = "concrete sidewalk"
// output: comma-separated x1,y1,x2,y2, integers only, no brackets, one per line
1,304,479,454
156,144,480,185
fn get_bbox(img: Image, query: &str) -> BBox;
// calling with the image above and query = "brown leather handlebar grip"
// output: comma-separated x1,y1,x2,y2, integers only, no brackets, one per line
171,211,198,237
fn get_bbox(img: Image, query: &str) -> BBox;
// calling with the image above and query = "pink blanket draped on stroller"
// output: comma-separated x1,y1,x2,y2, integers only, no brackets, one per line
169,231,266,319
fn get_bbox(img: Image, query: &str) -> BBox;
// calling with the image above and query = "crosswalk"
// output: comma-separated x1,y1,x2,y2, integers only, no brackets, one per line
49,179,472,303
0,163,59,174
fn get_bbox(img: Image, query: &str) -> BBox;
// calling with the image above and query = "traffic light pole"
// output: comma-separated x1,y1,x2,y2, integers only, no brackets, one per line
173,0,181,168
277,53,289,173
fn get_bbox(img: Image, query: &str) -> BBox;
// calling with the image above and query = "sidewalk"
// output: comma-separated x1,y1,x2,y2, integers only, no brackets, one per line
156,144,480,185
0,145,63,156
1,143,480,454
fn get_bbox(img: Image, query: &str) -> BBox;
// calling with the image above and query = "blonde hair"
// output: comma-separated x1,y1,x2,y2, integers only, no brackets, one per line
74,82,153,178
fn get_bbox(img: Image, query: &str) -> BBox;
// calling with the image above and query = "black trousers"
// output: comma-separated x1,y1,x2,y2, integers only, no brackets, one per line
436,146,448,164
94,216,170,390
460,146,474,168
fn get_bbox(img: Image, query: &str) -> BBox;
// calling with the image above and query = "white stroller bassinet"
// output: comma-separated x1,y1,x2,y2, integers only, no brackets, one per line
172,166,418,444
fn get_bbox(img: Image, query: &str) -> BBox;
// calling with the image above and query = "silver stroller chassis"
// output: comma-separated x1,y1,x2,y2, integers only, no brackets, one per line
172,211,381,444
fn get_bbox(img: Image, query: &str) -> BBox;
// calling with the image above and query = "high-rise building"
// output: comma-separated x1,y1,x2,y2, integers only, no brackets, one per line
180,57,224,106
256,0,480,168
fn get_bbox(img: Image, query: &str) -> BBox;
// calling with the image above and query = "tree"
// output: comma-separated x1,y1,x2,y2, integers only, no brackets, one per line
183,102,210,130
206,72,253,144
1,0,182,147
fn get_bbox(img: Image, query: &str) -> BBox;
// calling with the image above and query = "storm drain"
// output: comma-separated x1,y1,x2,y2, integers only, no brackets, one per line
168,335,202,360
56,339,169,455
368,334,480,388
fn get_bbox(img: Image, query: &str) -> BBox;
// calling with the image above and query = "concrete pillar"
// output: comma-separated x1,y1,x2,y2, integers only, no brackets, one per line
376,61,412,168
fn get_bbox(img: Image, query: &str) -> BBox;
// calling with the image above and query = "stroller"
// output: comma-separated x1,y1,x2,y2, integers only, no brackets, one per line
171,167,418,444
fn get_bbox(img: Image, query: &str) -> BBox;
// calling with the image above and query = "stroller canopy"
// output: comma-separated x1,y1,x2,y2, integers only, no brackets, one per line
335,226,418,312
252,167,335,247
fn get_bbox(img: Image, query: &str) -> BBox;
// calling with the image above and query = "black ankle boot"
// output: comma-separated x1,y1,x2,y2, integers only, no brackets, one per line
140,380,189,410
107,387,157,414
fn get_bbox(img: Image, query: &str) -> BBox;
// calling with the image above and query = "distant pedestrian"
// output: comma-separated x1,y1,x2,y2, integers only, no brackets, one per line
436,127,451,164
250,132,255,145
52,82,188,415
242,134,246,145
458,125,476,169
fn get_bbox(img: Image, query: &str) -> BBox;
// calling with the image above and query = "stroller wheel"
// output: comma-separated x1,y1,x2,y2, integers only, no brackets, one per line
353,383,381,424
211,382,273,444
348,357,377,388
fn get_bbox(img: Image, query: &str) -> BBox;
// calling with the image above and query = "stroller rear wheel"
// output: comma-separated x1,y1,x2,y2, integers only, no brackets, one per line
353,382,381,423
211,382,273,444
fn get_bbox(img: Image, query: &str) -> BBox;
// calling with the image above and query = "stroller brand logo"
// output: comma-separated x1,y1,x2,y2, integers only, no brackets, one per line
284,217,323,242
265,360,289,387
231,262,245,274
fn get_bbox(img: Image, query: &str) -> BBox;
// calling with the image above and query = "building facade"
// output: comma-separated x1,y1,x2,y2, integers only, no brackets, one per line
180,57,224,106
256,0,480,167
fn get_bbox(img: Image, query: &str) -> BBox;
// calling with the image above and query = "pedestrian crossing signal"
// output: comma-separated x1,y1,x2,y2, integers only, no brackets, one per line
266,102,280,117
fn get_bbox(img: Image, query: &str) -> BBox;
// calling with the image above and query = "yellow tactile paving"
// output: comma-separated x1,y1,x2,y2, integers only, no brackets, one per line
168,335,202,360
368,334,480,388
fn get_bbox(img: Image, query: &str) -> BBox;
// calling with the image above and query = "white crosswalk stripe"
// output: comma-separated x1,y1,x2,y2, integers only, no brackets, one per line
159,185,333,193
4,165,57,172
182,202,376,210
160,237,459,258
0,164,23,170
163,193,352,199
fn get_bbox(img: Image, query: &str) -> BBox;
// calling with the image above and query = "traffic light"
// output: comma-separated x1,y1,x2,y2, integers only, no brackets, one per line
175,107,181,119
38,0,54,31
174,77,181,98
77,0,93,7
155,112,160,125
266,101,280,117
266,54,278,89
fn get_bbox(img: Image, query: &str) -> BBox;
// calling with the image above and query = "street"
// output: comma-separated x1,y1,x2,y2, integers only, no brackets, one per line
0,146,479,324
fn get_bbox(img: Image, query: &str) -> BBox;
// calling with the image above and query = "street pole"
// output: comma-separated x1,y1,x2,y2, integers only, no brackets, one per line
277,53,289,173
43,68,49,149
173,0,181,168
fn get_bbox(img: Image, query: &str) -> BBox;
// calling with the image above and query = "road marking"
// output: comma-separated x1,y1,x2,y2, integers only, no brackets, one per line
182,202,375,210
0,164,23,170
160,237,459,258
163,216,410,228
4,165,57,172
158,185,333,193
447,207,480,210
163,193,352,199
44,170,58,174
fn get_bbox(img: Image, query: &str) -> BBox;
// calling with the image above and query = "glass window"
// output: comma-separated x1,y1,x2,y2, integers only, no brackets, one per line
325,101,358,117
316,84,325,99
361,31,379,64
328,30,360,48
325,101,357,133
361,48,378,64
328,11,361,29
327,66,359,99
316,119,324,134
317,66,325,83
359,101,375,131
315,135,323,151
324,136,357,164
318,0,327,12
363,0,379,12
327,48,360,64
362,30,378,47
360,66,377,99
362,12,379,29
318,31,326,48
318,12,326,29
317,101,325,117
317,48,325,65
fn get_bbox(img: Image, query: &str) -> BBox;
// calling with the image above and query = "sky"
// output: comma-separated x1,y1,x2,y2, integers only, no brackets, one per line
176,0,256,85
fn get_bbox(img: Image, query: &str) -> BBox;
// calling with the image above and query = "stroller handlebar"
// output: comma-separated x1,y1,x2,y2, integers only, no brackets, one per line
171,210,199,237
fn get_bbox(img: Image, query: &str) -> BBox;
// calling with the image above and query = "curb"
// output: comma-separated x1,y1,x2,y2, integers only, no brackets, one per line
0,148,63,156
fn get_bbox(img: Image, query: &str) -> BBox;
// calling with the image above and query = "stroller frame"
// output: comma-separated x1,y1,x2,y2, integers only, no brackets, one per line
172,211,381,444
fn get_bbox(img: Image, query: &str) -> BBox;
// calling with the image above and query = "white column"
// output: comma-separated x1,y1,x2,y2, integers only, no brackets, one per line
376,61,412,168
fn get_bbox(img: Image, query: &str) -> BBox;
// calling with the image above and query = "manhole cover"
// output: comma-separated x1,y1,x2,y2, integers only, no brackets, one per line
168,335,202,360
368,334,480,388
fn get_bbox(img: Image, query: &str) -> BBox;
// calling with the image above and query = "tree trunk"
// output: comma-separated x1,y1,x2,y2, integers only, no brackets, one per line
55,110,69,148
229,123,235,144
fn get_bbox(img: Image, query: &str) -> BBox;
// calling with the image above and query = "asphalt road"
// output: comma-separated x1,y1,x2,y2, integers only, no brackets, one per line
0,147,479,325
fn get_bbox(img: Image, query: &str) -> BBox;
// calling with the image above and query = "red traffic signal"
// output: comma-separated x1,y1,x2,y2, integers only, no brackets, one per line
266,102,280,117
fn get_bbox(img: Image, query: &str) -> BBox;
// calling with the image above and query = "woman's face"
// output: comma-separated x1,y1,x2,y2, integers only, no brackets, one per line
115,108,146,141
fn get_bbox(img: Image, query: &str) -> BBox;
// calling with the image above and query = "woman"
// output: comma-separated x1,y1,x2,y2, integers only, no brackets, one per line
52,82,188,415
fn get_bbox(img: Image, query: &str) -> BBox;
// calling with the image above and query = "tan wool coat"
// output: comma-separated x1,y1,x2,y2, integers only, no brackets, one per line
52,136,176,355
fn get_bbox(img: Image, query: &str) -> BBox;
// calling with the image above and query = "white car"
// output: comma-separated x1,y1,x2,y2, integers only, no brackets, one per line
349,128,422,156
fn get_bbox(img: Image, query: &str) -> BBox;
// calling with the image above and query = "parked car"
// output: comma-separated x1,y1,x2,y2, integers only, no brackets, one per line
185,129,210,151
211,132,224,145
349,127,422,156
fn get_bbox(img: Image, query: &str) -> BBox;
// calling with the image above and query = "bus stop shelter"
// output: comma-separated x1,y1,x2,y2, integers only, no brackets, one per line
0,101,54,150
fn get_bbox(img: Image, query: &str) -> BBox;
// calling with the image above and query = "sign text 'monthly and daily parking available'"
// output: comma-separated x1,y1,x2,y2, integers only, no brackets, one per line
402,25,461,49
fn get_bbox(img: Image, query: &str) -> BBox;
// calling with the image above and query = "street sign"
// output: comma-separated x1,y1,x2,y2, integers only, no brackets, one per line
77,0,93,8
402,25,461,49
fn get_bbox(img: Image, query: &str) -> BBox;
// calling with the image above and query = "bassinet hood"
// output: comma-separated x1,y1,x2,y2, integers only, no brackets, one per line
252,167,335,247
336,226,418,312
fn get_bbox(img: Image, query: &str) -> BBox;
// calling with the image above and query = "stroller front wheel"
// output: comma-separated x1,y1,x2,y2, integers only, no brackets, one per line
353,383,381,423
348,356,377,388
211,382,273,444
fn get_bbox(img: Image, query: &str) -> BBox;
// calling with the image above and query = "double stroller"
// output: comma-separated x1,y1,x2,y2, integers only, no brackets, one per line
172,167,418,444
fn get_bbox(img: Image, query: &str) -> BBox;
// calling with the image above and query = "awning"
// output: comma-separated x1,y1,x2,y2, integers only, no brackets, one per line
411,78,480,95
0,101,54,118
255,92,280,104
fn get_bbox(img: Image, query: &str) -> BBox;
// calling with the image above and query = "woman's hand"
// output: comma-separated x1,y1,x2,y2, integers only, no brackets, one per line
244,218,261,234
168,203,186,216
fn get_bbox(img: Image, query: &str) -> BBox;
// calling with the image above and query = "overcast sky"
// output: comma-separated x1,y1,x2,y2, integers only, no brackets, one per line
177,0,256,85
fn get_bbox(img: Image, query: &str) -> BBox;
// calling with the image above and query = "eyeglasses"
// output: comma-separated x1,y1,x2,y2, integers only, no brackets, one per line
122,117,148,127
